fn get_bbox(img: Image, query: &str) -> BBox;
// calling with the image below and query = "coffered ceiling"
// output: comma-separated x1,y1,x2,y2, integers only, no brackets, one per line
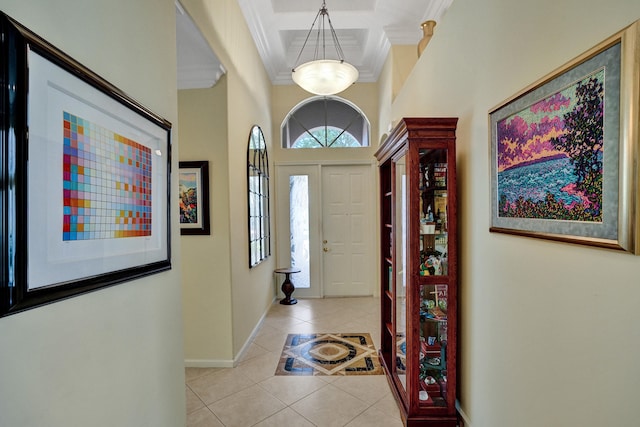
176,0,454,89
238,0,454,85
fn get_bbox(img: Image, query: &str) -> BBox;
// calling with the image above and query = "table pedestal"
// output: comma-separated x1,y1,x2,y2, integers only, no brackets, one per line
274,268,301,305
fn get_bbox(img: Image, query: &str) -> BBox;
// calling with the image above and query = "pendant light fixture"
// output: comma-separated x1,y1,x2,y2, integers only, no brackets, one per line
291,1,359,96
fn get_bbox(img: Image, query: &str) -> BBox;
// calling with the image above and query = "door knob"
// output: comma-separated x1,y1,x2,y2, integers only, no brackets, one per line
323,247,329,252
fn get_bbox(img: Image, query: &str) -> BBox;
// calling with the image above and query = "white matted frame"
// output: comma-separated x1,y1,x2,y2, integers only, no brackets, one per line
0,12,172,317
179,160,211,235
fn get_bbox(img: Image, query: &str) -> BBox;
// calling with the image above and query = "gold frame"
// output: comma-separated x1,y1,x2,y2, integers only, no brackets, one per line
489,20,640,253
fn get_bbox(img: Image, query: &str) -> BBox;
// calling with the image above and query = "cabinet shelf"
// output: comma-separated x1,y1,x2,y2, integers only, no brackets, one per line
420,185,447,193
375,118,459,427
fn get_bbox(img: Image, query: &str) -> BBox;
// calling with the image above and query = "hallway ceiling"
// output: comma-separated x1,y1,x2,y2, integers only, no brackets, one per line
238,0,454,85
176,0,454,89
176,1,226,89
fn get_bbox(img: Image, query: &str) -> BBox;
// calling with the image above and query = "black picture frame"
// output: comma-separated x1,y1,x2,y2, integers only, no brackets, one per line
0,12,172,317
179,160,211,235
247,125,271,267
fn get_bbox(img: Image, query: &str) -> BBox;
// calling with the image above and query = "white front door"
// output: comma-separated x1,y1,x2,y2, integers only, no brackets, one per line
275,164,375,298
321,165,374,296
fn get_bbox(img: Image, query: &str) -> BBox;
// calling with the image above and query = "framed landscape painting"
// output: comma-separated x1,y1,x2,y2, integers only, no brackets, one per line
0,12,172,317
489,20,640,253
179,161,211,235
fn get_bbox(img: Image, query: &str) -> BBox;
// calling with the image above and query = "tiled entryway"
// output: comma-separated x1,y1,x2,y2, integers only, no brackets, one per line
185,297,403,427
274,332,382,376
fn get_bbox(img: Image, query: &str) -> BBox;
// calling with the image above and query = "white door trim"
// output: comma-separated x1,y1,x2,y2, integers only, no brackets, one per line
275,161,378,299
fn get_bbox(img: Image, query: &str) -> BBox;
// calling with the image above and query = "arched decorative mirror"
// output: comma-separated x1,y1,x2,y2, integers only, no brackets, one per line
247,125,271,267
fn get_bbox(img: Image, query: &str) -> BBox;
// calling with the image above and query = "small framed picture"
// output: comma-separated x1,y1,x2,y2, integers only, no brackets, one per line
179,161,211,235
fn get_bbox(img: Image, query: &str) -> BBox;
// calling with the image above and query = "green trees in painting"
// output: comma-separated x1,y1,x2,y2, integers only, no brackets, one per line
550,76,604,216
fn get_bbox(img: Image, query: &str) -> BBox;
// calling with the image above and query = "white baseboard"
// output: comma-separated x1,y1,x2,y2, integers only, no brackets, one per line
232,297,275,365
184,359,234,368
184,297,276,369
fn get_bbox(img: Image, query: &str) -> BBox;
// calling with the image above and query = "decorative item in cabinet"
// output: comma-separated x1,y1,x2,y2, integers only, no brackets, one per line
433,163,447,188
375,118,458,426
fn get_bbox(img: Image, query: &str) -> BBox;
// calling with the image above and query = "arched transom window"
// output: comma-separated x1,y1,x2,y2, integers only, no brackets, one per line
281,97,370,149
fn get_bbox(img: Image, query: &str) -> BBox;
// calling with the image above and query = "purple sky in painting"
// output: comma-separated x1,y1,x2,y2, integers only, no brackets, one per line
497,92,571,171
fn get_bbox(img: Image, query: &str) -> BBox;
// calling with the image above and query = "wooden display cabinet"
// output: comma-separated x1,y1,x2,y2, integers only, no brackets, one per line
375,118,459,426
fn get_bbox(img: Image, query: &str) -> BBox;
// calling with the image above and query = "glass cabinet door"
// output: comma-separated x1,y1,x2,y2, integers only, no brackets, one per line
393,153,407,393
417,147,450,407
418,149,448,276
418,283,449,406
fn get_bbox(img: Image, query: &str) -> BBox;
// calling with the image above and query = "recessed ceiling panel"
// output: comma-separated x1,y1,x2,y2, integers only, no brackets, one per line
239,0,454,85
283,28,368,66
272,0,376,13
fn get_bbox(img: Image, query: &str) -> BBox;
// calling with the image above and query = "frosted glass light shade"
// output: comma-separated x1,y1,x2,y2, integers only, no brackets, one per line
292,59,359,96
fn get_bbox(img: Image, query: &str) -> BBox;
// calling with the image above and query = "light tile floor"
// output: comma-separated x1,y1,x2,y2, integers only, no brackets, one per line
185,297,404,427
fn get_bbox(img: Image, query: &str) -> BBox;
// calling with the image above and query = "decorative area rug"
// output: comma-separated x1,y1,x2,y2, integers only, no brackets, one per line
275,333,384,376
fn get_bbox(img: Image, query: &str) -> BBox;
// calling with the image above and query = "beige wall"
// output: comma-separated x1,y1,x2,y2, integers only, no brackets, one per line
179,78,234,364
390,45,418,103
377,50,394,146
389,0,640,426
377,45,420,144
180,0,276,361
227,70,274,357
0,1,185,426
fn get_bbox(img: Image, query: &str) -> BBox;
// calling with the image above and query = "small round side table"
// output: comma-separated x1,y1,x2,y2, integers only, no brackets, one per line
274,267,301,305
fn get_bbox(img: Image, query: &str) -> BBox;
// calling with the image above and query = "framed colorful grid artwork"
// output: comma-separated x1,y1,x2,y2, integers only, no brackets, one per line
63,112,154,241
0,12,172,317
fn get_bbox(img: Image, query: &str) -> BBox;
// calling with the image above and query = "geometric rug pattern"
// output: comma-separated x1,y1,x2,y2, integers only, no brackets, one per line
275,333,384,376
